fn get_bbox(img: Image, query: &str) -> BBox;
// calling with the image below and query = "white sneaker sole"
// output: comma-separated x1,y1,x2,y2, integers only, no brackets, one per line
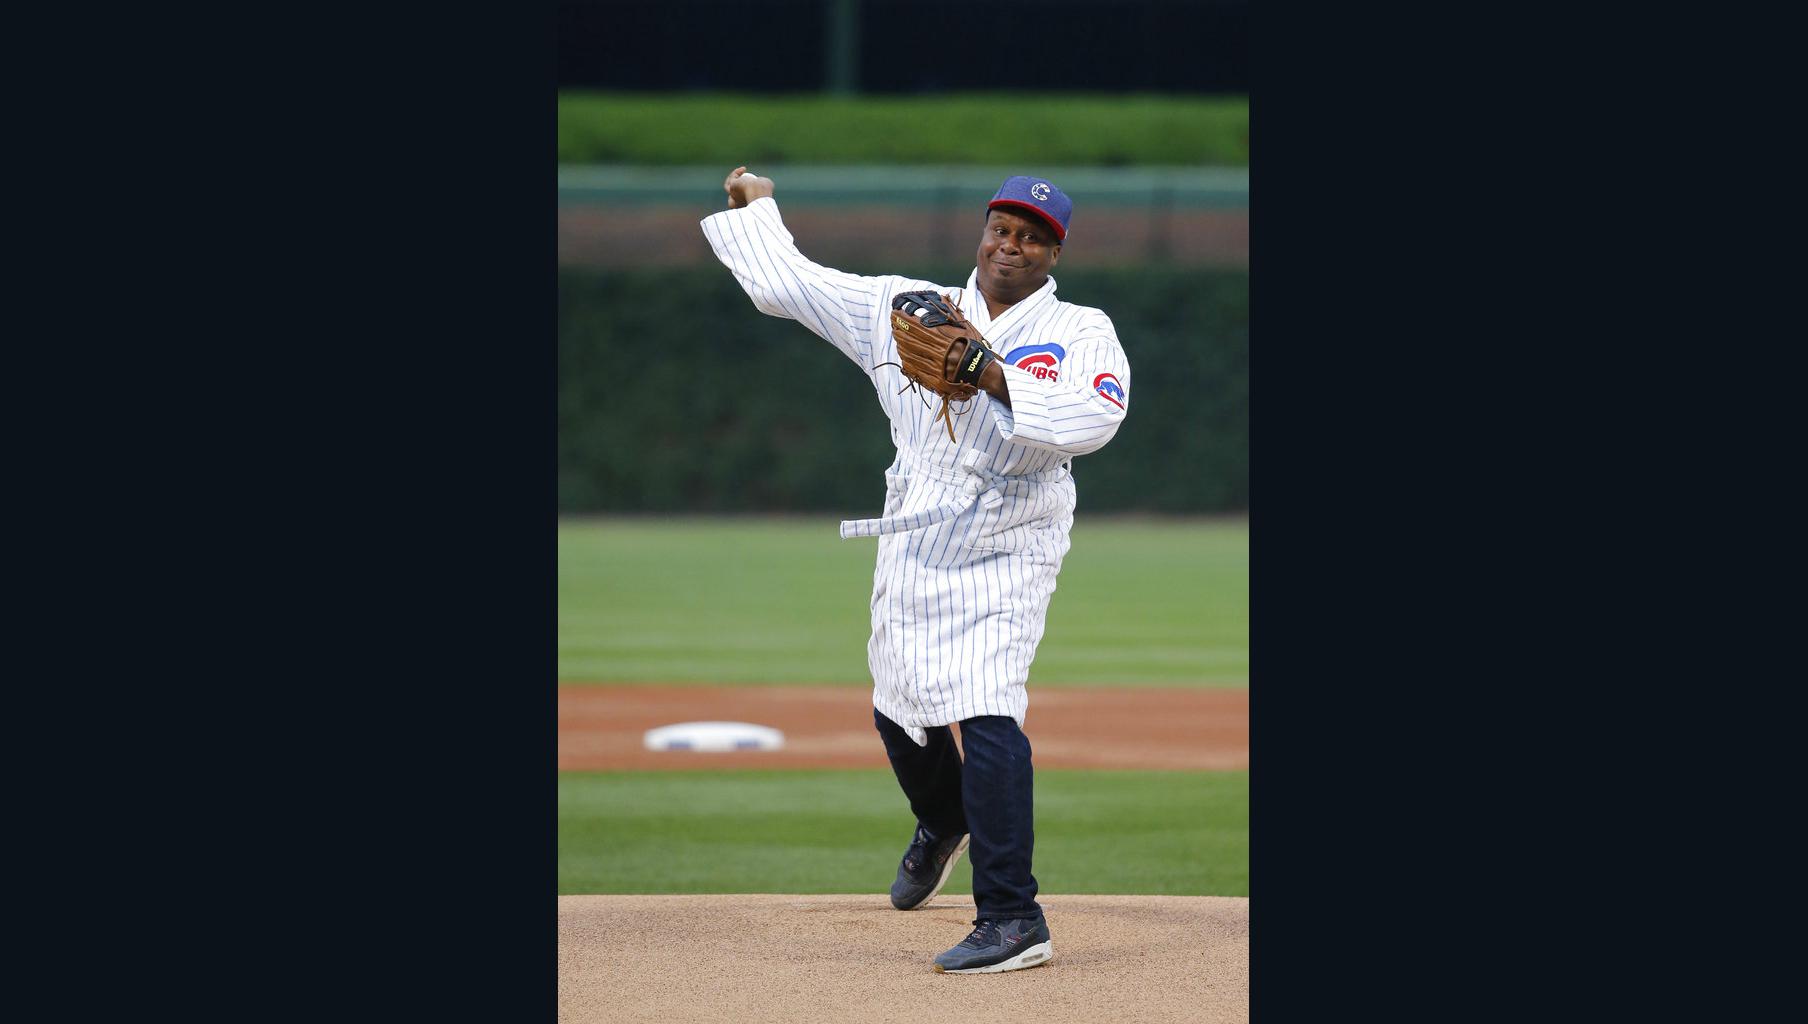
933,940,1054,974
900,833,969,911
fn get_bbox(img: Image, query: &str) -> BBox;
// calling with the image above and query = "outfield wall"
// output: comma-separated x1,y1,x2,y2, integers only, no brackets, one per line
559,165,1247,270
558,266,1246,514
558,160,1247,514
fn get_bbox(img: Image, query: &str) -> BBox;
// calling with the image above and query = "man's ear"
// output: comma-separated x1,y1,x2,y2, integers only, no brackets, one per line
1050,245,1061,266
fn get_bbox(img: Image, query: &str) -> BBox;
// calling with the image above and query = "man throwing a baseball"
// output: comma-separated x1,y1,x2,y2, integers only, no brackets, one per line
702,166,1130,974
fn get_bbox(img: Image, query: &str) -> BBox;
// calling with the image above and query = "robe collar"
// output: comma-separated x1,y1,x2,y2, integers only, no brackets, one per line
963,269,1057,344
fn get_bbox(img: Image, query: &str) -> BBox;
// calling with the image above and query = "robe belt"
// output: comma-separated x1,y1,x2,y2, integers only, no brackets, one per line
839,449,1004,540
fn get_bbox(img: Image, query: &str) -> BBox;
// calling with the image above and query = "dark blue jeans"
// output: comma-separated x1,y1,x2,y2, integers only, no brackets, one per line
874,708,1041,921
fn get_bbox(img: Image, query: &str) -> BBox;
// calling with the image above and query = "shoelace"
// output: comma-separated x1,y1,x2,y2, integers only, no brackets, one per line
904,827,934,872
910,825,951,866
959,920,1001,948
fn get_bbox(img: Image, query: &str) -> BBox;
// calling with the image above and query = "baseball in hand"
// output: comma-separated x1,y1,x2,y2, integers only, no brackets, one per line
725,166,774,209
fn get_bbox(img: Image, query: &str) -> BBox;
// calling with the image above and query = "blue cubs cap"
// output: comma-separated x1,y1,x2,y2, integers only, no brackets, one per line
987,176,1071,242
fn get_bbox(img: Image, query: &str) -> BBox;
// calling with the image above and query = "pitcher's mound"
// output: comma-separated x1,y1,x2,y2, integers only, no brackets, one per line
559,893,1248,1023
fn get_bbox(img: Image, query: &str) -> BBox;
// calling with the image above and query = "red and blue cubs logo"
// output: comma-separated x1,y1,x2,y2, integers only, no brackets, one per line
1004,343,1065,382
1093,372,1126,409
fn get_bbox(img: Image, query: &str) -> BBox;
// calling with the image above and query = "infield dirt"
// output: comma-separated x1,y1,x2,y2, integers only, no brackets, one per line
559,893,1247,1023
560,685,1248,1019
558,685,1248,771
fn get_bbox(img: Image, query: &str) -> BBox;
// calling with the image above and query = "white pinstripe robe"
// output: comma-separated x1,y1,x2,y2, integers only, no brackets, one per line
702,197,1130,744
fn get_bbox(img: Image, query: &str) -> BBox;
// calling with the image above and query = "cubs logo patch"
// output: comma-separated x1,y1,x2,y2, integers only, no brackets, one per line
1093,372,1126,409
1004,343,1065,382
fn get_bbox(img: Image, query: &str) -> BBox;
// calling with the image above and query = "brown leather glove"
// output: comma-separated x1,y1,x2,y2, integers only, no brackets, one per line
889,291,1000,440
889,291,999,440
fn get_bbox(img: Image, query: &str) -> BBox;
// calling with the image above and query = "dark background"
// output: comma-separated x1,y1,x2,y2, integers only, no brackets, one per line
33,2,1653,1019
558,0,1249,93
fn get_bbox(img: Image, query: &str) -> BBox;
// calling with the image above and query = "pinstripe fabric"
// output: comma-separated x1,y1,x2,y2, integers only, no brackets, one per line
840,450,1004,538
701,197,1130,745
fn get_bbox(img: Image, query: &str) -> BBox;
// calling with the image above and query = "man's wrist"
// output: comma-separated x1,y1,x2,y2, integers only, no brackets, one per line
982,361,1011,407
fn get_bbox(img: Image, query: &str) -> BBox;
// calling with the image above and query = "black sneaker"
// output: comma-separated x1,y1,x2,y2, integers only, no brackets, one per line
932,915,1054,974
889,824,969,911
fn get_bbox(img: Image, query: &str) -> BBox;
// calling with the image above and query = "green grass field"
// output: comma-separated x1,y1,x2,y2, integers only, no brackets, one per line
558,517,1247,686
558,518,1248,899
559,770,1248,897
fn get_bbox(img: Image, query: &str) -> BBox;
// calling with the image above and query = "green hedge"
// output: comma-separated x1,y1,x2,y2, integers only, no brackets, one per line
558,92,1249,167
559,265,1246,514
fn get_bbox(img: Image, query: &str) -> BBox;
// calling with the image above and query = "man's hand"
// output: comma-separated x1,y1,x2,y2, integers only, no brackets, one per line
943,343,1012,407
725,166,775,209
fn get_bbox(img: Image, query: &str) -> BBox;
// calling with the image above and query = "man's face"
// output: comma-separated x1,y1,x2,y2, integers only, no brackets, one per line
976,208,1061,298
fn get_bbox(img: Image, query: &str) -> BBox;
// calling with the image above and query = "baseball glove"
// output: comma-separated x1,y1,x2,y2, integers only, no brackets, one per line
889,291,999,440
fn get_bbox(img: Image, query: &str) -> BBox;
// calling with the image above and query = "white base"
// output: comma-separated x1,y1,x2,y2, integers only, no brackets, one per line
642,721,784,752
934,940,1054,974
